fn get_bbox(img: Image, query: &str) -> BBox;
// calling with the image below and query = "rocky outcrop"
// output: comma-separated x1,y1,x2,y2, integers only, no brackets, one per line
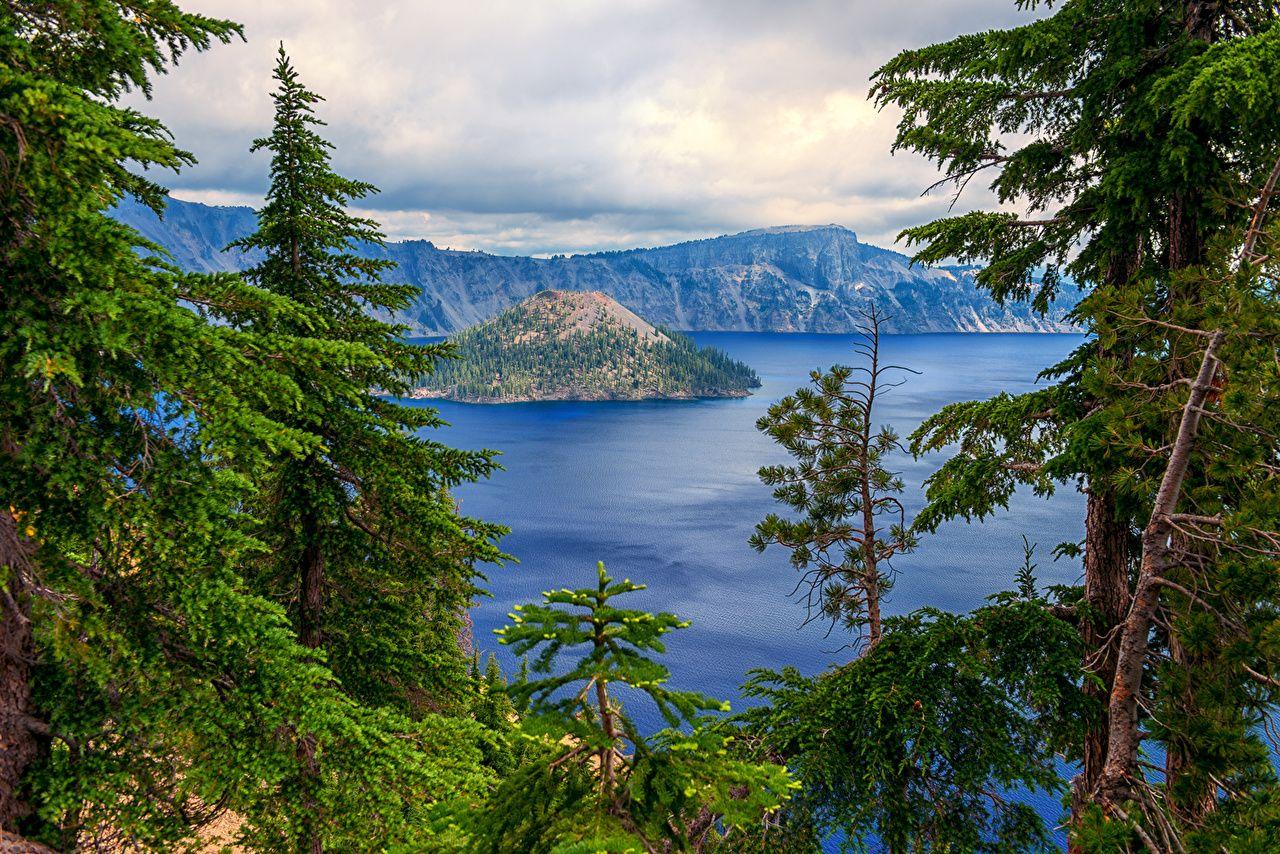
413,290,759,403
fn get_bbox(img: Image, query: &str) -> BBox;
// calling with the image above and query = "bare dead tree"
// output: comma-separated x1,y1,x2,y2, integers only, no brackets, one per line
1096,329,1225,809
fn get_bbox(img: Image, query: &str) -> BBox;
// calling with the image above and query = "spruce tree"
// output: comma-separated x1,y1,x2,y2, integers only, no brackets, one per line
872,0,1280,843
225,47,505,851
0,4,455,849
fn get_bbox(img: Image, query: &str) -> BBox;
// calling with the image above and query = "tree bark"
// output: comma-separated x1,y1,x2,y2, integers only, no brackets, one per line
858,308,884,649
1068,245,1140,849
596,677,616,794
1184,0,1220,42
1096,331,1223,808
296,731,322,854
1070,487,1130,832
859,407,882,649
0,511,40,834
297,502,324,854
299,531,324,652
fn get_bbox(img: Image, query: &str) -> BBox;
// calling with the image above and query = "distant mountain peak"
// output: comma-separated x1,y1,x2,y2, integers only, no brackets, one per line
735,224,854,238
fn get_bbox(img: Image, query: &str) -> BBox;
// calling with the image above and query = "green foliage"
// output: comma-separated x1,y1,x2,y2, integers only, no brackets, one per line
742,594,1087,853
752,310,916,643
186,46,514,848
228,45,506,712
908,385,1075,532
472,563,793,852
872,2,1280,305
0,3,483,849
874,0,1280,843
416,293,759,401
12,1,1280,850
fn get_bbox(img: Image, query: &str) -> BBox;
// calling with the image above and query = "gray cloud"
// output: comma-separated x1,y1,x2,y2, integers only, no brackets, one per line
136,1,1037,256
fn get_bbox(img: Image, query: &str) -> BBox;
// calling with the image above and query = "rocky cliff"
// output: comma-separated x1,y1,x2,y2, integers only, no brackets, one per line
114,197,1079,335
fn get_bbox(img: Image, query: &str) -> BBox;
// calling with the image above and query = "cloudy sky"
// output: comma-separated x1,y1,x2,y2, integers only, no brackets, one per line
138,1,1033,256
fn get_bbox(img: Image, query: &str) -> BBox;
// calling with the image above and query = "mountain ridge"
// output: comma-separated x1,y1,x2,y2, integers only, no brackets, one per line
113,197,1081,335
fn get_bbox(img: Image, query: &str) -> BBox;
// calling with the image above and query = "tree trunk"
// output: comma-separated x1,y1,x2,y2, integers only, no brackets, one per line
299,533,324,652
296,731,323,854
859,308,883,649
596,677,616,794
1184,0,1220,42
0,512,40,833
297,504,324,854
1070,486,1130,837
859,463,882,648
1096,332,1223,808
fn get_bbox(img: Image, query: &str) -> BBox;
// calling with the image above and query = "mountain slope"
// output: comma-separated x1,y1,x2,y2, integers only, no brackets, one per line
113,197,1080,334
414,290,760,402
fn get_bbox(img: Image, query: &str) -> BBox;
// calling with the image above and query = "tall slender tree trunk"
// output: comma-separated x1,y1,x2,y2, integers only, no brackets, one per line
1072,488,1130,817
1069,247,1140,849
859,472,882,648
596,678,616,795
297,501,324,854
0,512,39,834
1097,332,1223,808
858,395,882,649
1069,488,1131,853
859,309,883,649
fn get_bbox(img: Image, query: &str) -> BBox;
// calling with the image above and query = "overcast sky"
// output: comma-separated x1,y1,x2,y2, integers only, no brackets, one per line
137,1,1033,256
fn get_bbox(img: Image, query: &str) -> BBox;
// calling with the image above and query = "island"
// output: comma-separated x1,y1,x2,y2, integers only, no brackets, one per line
410,290,760,403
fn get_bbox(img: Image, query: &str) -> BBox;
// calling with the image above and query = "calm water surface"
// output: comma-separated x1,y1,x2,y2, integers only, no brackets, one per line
407,332,1086,843
409,332,1087,702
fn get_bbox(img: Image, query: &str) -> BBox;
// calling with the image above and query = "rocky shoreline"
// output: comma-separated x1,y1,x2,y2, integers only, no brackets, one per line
408,386,753,404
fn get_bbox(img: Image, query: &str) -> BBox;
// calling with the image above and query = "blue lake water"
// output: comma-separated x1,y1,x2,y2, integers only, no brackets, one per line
407,331,1086,838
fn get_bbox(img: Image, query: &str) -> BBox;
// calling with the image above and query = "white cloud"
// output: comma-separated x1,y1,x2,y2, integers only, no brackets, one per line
139,1,1036,256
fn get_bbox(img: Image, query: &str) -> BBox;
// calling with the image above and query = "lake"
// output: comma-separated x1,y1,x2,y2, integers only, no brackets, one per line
409,331,1087,701
406,331,1086,843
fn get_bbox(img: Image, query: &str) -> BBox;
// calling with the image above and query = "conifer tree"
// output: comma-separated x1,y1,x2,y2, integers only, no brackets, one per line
872,0,1280,843
752,307,916,648
743,591,1085,852
0,5,467,850
225,47,505,851
474,562,793,852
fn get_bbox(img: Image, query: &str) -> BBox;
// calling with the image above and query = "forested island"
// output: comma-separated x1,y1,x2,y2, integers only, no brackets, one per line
412,290,760,402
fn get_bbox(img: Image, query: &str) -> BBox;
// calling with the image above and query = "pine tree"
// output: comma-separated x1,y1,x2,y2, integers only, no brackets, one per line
473,562,793,852
224,47,506,851
0,4,451,849
872,0,1280,843
751,307,916,648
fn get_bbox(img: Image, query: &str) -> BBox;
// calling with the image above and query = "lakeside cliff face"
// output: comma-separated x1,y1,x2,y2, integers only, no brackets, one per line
114,198,1080,335
413,290,759,403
